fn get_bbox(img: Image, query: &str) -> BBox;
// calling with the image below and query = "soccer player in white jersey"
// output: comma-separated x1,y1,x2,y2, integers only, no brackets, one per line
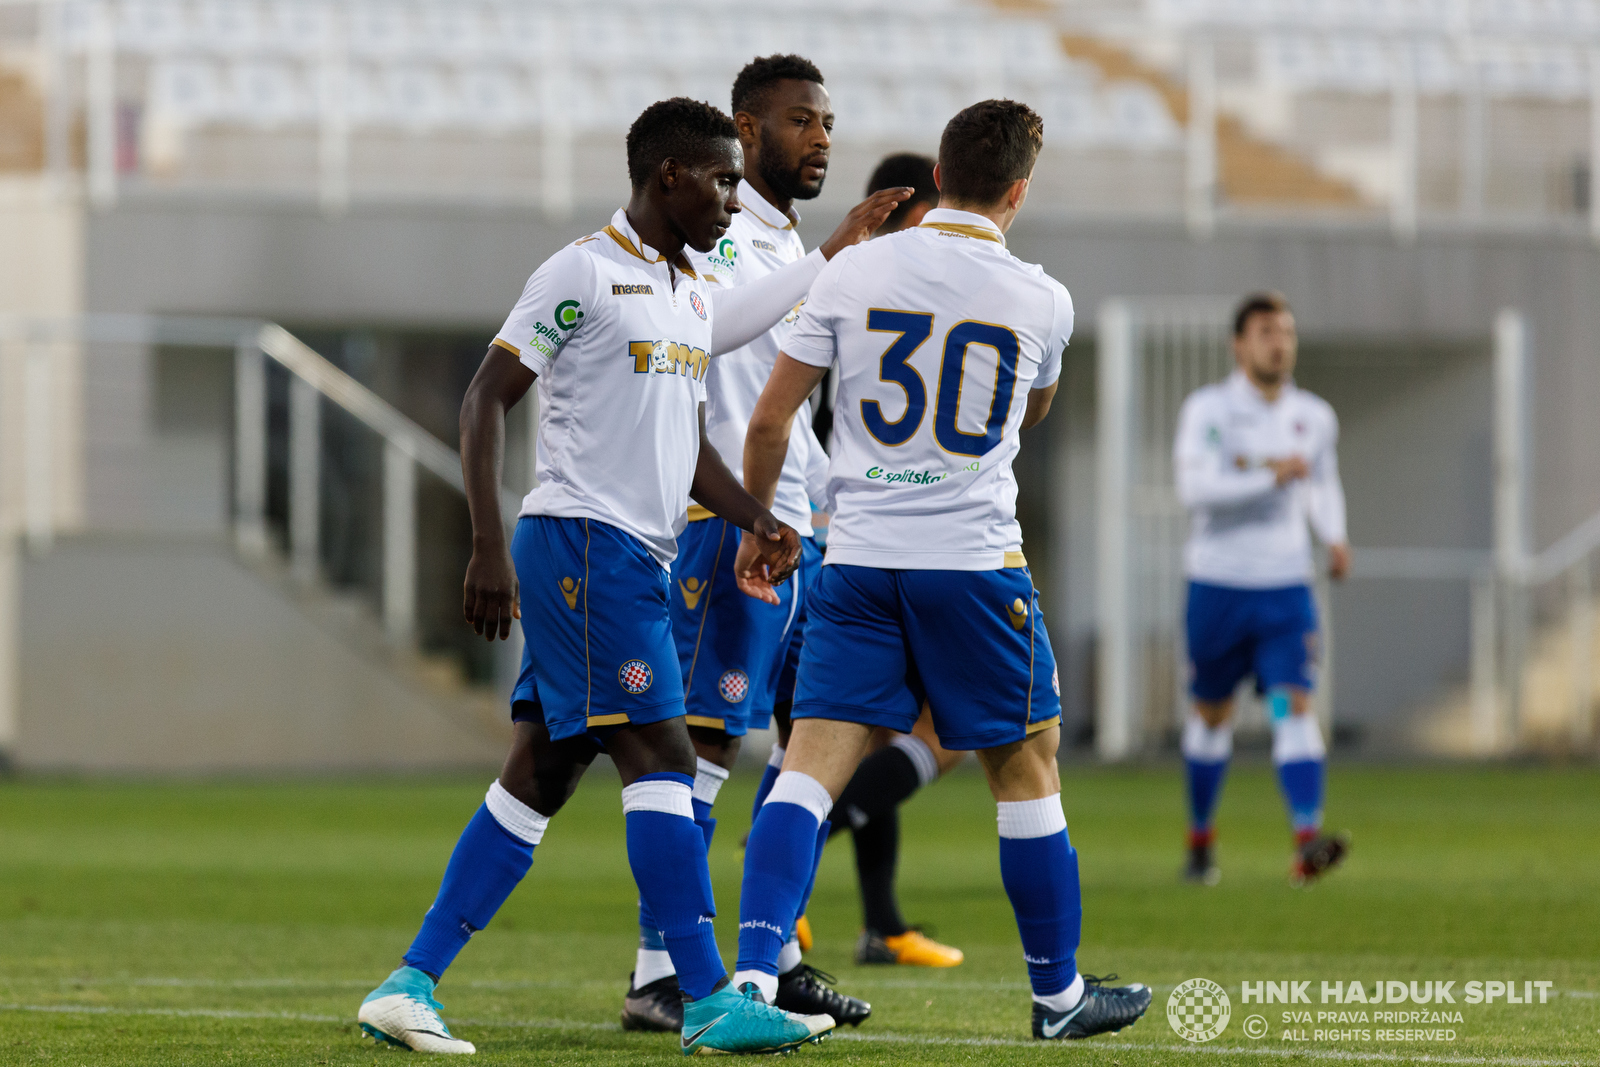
621,55,905,1033
1174,291,1352,888
800,152,973,970
729,100,1153,1041
356,98,873,1057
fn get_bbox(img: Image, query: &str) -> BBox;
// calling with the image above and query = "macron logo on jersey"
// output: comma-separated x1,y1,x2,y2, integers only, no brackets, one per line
630,340,710,381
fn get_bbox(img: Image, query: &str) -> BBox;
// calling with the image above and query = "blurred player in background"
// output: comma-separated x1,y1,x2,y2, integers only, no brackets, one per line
731,100,1153,1041
620,54,905,1034
355,97,892,1057
800,153,972,971
1173,292,1352,887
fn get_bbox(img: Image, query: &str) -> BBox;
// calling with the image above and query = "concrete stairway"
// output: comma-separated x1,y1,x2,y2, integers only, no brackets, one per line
13,534,509,773
1057,33,1364,209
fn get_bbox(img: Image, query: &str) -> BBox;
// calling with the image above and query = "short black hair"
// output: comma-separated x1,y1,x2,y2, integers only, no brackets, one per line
625,97,739,189
1233,291,1291,336
937,99,1044,206
731,54,824,117
866,153,938,231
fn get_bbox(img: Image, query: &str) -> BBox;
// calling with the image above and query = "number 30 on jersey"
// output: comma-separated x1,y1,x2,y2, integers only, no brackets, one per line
861,309,1020,458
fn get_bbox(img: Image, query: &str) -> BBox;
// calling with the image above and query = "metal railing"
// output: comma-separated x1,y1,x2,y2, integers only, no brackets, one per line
0,313,518,649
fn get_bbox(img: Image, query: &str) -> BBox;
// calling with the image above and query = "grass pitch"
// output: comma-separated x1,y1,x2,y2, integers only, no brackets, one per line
1,763,1597,1065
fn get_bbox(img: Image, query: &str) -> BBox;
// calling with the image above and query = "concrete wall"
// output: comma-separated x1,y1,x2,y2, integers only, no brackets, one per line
35,193,1600,759
17,537,508,772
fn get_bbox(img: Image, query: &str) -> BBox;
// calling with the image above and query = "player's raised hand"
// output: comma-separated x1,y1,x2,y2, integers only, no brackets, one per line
734,518,802,604
819,187,915,259
463,544,520,641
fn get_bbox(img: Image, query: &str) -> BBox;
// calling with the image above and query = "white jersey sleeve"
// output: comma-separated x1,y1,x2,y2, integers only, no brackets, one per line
802,421,831,508
1037,283,1073,389
1306,405,1348,545
782,246,850,370
1174,389,1278,509
708,248,826,356
493,243,598,377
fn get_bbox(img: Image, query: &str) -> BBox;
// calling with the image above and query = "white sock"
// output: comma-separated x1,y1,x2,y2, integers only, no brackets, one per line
776,937,803,974
1271,711,1326,763
634,946,675,987
1033,972,1085,1013
1180,712,1234,764
763,770,834,822
485,780,549,845
890,733,940,786
731,969,779,1002
767,744,786,768
694,756,730,806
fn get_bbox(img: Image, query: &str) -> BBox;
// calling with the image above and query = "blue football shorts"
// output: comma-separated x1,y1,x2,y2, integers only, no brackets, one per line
509,516,685,742
770,535,825,711
791,562,1062,751
1185,580,1319,702
670,520,821,736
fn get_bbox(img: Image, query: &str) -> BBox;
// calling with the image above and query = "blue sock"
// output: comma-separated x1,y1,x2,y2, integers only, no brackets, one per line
637,797,718,953
791,820,830,939
1185,758,1228,837
623,772,724,1001
403,797,539,979
998,798,1081,998
751,746,783,825
694,797,718,850
1277,759,1324,834
736,775,827,977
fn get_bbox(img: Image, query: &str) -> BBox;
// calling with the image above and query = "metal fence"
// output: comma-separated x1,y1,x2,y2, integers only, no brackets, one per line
1091,297,1600,760
0,313,526,759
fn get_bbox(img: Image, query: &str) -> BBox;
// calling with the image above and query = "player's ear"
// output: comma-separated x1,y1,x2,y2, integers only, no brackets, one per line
1008,175,1030,213
658,157,680,192
734,110,759,148
932,162,943,192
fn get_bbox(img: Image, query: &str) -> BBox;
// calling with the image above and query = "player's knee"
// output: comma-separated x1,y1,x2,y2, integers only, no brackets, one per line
978,727,1061,802
1194,699,1233,728
688,725,740,769
609,717,698,782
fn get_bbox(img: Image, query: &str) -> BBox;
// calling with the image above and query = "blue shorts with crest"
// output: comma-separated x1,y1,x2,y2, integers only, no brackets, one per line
791,562,1062,751
1185,581,1318,702
669,520,820,736
509,516,685,742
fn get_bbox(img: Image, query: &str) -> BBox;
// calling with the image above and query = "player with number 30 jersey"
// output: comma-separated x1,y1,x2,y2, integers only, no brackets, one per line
730,100,1153,1042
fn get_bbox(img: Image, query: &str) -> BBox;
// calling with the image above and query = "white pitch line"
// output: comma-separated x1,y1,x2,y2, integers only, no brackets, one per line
833,1030,1590,1066
2,1003,1590,1065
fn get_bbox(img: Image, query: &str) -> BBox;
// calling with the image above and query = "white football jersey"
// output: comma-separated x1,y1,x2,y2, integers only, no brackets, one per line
494,209,713,567
1174,370,1347,588
690,180,829,535
782,208,1072,570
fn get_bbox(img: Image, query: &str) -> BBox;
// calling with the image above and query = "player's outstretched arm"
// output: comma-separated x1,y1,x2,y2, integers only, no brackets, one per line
459,344,536,642
690,404,801,604
707,186,912,358
818,186,914,259
735,354,829,602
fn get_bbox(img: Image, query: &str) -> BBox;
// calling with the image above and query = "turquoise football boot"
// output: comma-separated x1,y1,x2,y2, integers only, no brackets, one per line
358,966,476,1054
680,979,835,1055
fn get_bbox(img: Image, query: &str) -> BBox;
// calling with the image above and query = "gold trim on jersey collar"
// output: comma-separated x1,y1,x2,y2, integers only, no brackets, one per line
603,225,699,278
918,221,1004,245
747,210,797,232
